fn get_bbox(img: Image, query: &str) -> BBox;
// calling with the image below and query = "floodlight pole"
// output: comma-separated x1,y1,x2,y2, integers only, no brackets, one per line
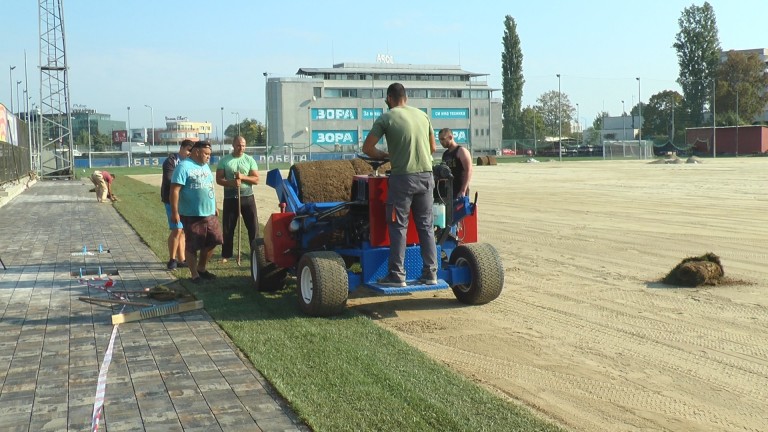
557,74,561,162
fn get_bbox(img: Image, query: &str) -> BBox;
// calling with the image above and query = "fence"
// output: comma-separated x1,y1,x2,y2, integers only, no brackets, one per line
0,141,31,183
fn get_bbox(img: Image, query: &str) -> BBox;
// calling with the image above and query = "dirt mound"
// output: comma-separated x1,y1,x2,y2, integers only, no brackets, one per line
290,160,356,203
686,156,703,164
662,252,724,287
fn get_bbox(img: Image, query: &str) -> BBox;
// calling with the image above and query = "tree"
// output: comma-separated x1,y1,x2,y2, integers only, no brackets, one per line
673,2,721,127
75,130,112,153
501,15,524,139
225,118,265,146
518,106,545,141
715,50,768,124
535,90,574,137
640,90,685,143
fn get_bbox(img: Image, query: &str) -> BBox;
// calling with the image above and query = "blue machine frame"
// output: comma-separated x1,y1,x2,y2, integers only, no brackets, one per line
265,168,474,295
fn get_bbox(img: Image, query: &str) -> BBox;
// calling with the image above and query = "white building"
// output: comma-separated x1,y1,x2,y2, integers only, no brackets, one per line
265,61,502,159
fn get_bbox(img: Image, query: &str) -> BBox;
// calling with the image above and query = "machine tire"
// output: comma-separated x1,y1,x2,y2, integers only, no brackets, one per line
297,251,348,316
449,243,504,305
250,238,287,292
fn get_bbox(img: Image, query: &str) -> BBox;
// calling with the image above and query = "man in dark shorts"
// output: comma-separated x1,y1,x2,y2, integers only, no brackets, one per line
169,141,223,283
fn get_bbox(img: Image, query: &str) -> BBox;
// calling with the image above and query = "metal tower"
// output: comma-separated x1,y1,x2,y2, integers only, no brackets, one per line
38,0,74,179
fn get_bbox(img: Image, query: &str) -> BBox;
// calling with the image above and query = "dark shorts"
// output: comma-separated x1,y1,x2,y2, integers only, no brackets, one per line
180,215,224,253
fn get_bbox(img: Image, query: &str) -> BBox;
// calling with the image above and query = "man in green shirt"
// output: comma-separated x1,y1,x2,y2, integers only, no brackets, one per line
215,136,260,263
362,82,438,287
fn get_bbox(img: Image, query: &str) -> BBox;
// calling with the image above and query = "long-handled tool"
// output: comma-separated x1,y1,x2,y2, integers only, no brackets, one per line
237,171,242,266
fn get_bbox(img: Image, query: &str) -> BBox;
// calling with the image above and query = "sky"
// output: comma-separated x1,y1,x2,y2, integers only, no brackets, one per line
1,0,764,135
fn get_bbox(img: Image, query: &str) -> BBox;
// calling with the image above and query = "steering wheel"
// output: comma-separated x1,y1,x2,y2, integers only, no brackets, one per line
356,154,390,175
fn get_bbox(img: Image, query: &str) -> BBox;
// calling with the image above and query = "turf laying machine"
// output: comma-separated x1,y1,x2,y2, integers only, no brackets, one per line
250,156,504,316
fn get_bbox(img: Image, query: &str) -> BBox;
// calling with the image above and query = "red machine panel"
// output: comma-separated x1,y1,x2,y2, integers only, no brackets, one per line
456,204,478,244
366,176,419,247
264,212,297,268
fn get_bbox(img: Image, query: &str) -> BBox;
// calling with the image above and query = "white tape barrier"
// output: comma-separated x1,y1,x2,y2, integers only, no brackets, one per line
90,324,119,432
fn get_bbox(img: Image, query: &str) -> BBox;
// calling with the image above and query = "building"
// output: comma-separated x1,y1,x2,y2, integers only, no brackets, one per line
71,108,125,142
159,116,212,145
687,125,768,155
599,114,642,141
266,62,501,160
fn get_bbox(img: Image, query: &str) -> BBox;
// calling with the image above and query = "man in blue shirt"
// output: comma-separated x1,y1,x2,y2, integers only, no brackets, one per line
170,141,223,283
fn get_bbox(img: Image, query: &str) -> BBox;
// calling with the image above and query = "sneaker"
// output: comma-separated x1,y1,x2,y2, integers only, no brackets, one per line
377,274,406,287
167,259,178,270
177,261,188,268
190,276,203,284
221,258,229,263
198,270,217,280
417,276,438,285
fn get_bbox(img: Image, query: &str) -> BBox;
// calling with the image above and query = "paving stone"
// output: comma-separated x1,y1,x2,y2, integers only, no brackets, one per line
0,182,307,431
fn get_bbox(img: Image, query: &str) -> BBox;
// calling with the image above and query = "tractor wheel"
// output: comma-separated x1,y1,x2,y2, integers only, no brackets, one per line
250,238,287,292
297,251,348,316
449,243,504,305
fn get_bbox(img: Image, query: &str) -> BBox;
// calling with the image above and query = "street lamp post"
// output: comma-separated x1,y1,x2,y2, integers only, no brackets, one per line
636,77,642,158
712,80,716,158
736,88,739,157
575,103,579,147
9,65,15,113
263,72,270,171
220,107,225,155
15,80,22,117
557,74,561,162
126,106,131,145
144,104,154,146
87,113,92,168
231,111,240,136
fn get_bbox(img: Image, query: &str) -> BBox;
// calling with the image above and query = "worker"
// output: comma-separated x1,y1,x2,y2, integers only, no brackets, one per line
362,82,438,287
90,170,117,203
215,135,260,263
169,141,223,284
161,139,194,270
438,128,473,197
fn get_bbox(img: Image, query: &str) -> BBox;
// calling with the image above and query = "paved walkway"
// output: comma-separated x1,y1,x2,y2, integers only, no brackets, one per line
0,180,308,432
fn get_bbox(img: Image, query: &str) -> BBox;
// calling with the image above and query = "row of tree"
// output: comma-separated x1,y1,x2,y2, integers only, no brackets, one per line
501,2,768,146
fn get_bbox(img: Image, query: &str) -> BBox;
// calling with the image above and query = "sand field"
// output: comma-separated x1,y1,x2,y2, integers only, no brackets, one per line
133,157,768,431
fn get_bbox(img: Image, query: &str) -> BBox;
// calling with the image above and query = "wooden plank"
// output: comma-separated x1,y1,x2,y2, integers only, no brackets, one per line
111,300,204,325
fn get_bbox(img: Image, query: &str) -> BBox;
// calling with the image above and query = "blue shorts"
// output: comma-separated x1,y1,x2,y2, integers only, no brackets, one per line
165,203,183,230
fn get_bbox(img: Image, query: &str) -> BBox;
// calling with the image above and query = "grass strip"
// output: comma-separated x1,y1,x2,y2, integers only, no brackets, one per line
112,171,564,432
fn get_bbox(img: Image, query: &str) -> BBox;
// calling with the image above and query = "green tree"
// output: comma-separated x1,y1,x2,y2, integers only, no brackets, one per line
673,2,721,127
225,118,266,146
640,90,685,143
535,90,574,137
715,50,768,124
518,106,545,141
501,15,524,139
75,131,112,153
591,111,608,131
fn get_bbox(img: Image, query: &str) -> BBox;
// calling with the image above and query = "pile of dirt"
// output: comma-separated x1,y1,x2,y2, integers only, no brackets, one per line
662,252,724,287
686,156,703,164
349,158,391,175
476,156,498,166
290,160,357,203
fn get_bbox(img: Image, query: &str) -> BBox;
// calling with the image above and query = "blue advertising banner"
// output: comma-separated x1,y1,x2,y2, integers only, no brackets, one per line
431,108,469,119
312,130,359,145
312,108,358,120
362,108,383,120
434,128,469,144
362,130,384,144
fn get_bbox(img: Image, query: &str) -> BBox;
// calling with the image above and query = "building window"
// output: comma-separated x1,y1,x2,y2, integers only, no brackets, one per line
313,87,322,98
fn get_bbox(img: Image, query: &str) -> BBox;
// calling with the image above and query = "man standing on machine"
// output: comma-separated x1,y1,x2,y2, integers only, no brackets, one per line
362,83,438,287
438,128,473,198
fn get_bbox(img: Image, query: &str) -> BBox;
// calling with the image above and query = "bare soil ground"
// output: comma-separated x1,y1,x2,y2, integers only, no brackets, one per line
133,158,768,432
